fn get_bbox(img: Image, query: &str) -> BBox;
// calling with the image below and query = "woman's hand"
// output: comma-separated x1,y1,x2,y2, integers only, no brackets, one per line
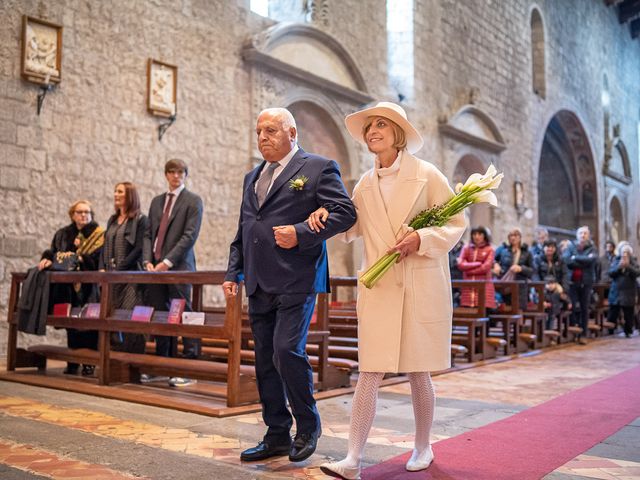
38,259,52,271
492,263,502,276
306,207,329,233
388,231,420,262
509,264,522,273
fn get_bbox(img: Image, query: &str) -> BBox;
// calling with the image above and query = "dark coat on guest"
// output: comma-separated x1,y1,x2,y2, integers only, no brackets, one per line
494,243,534,310
100,213,148,270
143,189,203,272
534,252,570,292
563,240,598,286
608,256,640,307
17,267,50,335
494,243,534,281
41,221,103,305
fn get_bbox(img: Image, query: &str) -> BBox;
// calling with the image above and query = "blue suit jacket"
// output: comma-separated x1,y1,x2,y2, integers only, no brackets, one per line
225,148,356,296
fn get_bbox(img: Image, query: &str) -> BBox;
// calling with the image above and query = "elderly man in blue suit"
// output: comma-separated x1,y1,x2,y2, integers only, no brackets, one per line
223,108,356,463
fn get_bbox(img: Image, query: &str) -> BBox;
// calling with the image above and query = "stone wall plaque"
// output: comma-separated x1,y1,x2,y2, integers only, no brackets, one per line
20,15,63,85
147,58,177,117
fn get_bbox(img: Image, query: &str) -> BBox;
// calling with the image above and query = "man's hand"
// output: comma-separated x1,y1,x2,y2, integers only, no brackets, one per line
307,207,329,233
388,231,420,262
222,281,238,298
145,262,155,272
273,225,298,249
154,262,169,272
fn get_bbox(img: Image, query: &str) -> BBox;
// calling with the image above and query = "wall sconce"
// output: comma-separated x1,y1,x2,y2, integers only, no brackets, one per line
158,113,176,141
37,81,55,115
514,180,533,220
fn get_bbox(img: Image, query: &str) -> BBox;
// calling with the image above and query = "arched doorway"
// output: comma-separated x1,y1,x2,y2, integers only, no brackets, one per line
288,100,355,277
537,110,598,243
453,155,491,235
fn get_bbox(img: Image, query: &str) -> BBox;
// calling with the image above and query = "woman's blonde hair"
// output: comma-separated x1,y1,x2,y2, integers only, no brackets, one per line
67,200,93,221
362,116,407,151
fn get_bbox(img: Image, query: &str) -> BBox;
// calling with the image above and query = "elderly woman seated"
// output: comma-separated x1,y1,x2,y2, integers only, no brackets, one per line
39,200,104,376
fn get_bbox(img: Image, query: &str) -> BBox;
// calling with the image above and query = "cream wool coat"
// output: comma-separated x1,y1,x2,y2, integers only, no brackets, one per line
344,152,466,372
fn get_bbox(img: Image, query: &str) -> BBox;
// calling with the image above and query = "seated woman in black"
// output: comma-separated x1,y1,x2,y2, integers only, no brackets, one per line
39,199,104,375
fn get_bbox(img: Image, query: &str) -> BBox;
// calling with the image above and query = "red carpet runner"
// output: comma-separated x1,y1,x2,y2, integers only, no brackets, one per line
363,365,640,479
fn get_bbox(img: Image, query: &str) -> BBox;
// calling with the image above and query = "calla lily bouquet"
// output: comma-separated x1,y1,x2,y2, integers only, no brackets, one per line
360,164,504,289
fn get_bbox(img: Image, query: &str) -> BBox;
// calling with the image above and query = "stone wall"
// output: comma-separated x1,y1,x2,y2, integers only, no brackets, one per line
0,0,271,355
1,0,639,355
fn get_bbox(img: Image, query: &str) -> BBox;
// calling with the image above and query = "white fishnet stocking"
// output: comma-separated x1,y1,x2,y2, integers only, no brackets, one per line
333,371,385,469
407,371,435,451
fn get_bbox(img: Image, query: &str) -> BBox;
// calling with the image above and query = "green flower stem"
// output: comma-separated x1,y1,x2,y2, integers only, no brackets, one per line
360,252,400,289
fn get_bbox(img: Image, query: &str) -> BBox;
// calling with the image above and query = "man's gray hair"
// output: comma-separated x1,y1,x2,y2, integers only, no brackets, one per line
259,107,297,137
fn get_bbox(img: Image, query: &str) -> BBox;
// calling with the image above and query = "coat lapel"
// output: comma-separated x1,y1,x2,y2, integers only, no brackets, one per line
359,170,397,248
386,152,427,236
261,148,306,208
246,165,262,211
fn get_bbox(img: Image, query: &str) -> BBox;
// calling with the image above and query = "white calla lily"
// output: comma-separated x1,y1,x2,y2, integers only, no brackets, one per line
455,183,464,194
472,189,498,206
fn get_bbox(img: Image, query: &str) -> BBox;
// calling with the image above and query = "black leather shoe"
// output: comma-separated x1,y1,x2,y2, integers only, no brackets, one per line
289,430,321,462
240,441,291,461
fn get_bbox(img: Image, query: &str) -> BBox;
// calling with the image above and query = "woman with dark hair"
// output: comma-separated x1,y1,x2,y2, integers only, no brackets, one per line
100,182,148,353
533,238,569,292
457,226,496,310
39,200,104,375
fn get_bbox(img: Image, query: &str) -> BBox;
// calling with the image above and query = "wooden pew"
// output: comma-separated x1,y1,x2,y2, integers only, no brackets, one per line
203,293,349,391
592,283,614,335
491,281,533,354
451,280,503,361
6,271,257,407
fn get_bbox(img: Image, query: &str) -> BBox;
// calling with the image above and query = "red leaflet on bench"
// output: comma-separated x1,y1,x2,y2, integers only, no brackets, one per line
131,306,154,322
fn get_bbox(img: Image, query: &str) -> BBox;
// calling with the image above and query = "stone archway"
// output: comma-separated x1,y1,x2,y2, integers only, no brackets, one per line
537,110,598,243
288,100,355,277
453,154,491,234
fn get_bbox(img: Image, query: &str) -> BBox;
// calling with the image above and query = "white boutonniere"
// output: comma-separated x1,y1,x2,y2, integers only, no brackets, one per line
288,175,309,191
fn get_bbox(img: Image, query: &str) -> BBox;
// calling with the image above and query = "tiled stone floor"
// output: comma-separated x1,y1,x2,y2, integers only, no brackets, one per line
0,334,638,479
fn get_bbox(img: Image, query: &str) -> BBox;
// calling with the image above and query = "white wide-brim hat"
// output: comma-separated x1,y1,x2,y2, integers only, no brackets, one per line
345,101,424,154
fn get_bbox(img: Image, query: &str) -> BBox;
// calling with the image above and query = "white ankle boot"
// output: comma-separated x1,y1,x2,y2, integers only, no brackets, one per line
320,460,361,480
405,445,434,471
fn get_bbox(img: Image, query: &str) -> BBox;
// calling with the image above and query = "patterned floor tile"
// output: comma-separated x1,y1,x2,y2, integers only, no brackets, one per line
0,440,147,479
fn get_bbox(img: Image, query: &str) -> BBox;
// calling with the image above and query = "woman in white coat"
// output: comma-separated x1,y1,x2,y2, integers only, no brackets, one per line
308,102,466,479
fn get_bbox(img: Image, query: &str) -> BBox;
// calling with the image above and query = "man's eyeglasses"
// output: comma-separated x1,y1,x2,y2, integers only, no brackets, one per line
74,210,92,215
167,169,185,175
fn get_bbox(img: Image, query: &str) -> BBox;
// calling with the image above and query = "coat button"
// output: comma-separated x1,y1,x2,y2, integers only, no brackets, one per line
253,238,258,244
256,215,262,221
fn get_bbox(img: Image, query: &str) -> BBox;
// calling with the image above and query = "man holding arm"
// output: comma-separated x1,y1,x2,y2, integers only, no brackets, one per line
223,108,356,462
